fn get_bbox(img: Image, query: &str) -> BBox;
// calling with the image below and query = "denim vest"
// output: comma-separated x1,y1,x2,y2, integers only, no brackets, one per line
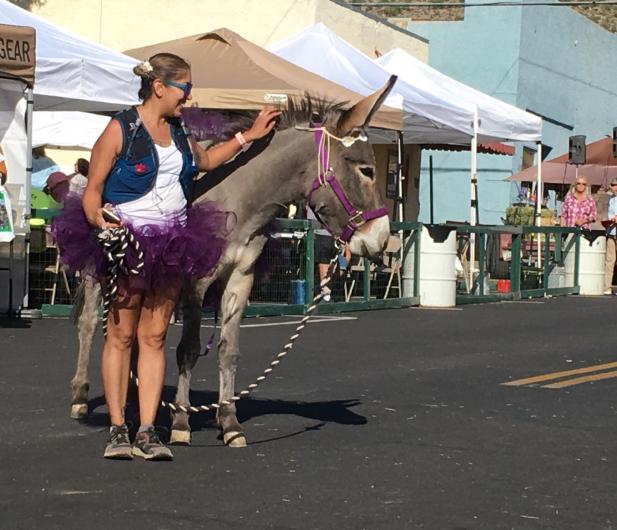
102,107,199,206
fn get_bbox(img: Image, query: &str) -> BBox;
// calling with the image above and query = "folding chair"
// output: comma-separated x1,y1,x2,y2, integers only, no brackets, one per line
343,255,376,302
44,232,71,305
380,235,402,299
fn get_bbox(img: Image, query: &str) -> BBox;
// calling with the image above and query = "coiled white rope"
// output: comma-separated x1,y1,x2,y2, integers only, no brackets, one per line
96,227,144,337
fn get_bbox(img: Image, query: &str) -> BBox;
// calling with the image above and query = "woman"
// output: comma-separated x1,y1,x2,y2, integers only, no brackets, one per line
53,53,279,460
68,157,89,195
44,171,71,204
560,176,597,230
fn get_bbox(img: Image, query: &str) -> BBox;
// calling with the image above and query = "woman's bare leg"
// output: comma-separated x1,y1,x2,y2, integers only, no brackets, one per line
101,290,143,426
135,280,181,425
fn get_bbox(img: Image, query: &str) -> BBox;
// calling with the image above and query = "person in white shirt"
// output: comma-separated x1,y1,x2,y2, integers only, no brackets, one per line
604,177,617,294
68,157,89,195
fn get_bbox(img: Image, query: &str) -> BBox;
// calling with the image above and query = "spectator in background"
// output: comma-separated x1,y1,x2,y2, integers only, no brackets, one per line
306,206,351,302
69,157,89,195
604,177,617,295
32,146,61,190
44,171,70,205
560,176,596,230
306,206,336,301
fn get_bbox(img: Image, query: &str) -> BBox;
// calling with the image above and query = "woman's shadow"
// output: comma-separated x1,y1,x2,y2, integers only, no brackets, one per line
82,385,367,445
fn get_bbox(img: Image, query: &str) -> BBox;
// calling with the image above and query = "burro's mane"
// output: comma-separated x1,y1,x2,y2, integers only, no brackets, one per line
182,95,349,143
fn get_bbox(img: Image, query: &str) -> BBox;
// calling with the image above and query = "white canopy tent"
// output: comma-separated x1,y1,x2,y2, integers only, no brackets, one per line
0,0,139,310
269,23,476,145
0,0,139,112
0,0,139,231
376,49,542,144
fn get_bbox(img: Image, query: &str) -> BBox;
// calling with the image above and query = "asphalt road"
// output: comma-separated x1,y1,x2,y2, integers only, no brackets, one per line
1,296,617,530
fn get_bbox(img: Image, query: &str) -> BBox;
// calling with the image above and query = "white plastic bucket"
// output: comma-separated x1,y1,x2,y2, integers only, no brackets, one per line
564,233,605,295
403,226,457,307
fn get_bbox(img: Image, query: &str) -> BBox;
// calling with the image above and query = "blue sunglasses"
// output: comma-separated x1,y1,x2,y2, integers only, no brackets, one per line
163,79,193,98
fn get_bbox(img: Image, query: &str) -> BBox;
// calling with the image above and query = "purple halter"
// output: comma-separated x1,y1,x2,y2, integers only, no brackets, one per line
307,125,388,244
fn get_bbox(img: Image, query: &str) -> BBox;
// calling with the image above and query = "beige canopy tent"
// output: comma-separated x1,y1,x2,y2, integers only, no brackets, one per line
125,28,402,131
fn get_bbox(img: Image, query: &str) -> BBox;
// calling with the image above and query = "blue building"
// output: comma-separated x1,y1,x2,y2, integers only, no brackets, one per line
409,0,617,224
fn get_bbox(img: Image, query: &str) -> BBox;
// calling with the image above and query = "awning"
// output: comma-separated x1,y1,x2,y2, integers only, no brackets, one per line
509,137,617,186
421,142,515,156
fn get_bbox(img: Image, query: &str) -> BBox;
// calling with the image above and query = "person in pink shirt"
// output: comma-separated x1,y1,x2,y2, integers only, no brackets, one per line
560,176,596,230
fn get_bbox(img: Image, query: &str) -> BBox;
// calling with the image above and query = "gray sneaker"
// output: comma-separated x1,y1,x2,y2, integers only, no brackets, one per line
104,424,133,460
132,427,173,461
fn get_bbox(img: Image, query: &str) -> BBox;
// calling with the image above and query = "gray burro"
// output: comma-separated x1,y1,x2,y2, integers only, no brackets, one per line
71,78,398,450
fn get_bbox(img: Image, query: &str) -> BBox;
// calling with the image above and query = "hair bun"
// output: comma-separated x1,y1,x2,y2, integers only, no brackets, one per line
133,60,154,78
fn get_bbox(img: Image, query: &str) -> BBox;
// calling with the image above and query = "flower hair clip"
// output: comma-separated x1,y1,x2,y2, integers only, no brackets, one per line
134,60,154,78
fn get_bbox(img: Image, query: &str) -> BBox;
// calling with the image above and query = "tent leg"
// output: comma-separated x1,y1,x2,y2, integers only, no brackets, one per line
23,88,33,309
429,155,434,225
469,114,478,292
396,131,404,223
536,142,543,267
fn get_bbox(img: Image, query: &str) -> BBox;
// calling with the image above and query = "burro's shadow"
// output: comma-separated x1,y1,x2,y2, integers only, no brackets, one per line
83,384,367,443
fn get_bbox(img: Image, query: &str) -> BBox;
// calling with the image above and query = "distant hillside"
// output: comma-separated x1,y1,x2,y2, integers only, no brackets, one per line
347,0,617,33
560,1,617,34
349,0,464,21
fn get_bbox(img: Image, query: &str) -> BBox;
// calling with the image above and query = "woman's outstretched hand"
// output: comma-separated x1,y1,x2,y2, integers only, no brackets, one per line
244,107,281,142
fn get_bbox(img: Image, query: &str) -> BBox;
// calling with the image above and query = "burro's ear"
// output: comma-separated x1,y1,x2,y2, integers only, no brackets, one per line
336,75,398,136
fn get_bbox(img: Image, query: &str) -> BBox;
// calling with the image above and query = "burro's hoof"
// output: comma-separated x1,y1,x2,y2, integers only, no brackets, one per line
170,429,192,445
70,403,88,419
223,430,247,448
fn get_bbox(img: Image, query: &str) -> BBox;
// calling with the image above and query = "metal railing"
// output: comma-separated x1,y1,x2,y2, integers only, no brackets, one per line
452,224,581,304
39,218,422,317
36,219,583,316
244,219,421,316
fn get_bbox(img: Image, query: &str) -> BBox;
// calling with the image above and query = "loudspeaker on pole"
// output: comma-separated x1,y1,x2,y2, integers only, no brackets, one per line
568,135,586,165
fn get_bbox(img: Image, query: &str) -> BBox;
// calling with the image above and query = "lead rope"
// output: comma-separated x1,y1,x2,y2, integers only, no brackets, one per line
96,226,145,337
128,247,343,414
126,124,353,414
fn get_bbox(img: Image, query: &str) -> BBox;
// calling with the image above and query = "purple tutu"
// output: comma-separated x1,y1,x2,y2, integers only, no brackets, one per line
51,194,234,294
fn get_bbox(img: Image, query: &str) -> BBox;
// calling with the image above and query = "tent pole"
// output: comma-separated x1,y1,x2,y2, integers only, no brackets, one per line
469,111,478,292
23,87,33,308
429,155,434,225
536,142,543,267
397,131,404,223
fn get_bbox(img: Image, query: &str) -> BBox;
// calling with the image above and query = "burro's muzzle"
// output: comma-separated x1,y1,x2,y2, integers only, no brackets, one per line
348,216,390,259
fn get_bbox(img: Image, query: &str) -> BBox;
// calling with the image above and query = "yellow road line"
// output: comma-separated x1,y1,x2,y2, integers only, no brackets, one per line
542,369,617,389
501,361,617,387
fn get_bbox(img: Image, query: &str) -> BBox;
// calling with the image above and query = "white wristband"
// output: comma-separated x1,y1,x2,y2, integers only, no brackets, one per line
235,131,248,147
